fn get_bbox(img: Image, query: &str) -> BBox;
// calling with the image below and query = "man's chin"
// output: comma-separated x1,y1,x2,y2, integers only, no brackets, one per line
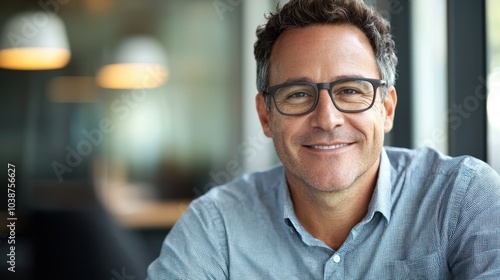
294,172,356,193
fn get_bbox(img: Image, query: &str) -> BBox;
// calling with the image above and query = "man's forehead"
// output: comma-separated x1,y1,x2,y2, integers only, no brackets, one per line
268,24,378,85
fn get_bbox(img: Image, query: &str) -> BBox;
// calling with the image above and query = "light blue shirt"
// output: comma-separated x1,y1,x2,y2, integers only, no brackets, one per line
147,147,500,279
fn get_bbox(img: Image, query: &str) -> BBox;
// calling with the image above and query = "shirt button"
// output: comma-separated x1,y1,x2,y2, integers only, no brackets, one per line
333,254,341,263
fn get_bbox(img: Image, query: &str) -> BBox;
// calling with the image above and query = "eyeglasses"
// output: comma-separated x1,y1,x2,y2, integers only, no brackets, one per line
263,77,386,116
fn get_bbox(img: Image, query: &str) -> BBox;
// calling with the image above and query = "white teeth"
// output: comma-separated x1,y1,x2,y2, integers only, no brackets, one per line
311,144,348,150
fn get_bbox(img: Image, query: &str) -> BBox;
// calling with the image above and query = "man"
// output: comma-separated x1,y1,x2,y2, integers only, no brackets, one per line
147,0,500,278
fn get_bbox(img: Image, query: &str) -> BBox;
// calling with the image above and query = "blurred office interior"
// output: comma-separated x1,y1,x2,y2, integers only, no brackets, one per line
0,0,498,279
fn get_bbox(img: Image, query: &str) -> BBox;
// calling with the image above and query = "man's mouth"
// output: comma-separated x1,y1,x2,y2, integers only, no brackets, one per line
309,143,349,150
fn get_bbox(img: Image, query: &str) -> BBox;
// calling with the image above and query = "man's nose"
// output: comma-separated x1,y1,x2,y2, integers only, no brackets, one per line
309,89,345,130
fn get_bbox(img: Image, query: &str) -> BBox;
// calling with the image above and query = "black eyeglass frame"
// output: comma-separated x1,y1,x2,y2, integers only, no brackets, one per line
263,77,387,116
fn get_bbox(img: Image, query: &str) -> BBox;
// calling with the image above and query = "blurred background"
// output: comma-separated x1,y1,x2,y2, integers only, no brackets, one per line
0,0,498,279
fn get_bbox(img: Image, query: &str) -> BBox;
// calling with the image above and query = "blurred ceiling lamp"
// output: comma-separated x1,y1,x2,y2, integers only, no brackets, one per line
0,11,71,70
96,36,169,89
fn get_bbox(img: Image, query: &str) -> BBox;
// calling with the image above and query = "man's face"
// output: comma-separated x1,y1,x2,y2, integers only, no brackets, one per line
256,24,397,192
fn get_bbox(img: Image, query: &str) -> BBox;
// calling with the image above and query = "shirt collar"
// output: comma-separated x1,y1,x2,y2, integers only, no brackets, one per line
366,148,392,222
281,168,328,247
280,167,295,226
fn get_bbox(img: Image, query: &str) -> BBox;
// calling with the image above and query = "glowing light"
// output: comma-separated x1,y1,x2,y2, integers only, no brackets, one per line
96,63,169,89
0,48,70,70
0,12,70,70
97,36,168,89
47,76,98,103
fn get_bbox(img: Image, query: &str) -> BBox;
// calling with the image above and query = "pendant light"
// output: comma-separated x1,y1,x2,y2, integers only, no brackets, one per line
0,11,71,70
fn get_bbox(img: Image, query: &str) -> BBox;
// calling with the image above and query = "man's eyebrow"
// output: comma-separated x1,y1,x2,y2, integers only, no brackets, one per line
281,74,370,84
281,77,315,84
333,74,368,80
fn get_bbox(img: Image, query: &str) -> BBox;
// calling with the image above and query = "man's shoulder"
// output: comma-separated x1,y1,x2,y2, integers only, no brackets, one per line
385,146,500,205
385,146,496,177
193,164,285,212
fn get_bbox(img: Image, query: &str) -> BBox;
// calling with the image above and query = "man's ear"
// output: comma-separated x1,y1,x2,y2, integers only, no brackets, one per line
383,86,397,133
256,93,273,137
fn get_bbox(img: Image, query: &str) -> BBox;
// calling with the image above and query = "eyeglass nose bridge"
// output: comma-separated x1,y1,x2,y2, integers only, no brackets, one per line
316,83,332,92
315,82,337,99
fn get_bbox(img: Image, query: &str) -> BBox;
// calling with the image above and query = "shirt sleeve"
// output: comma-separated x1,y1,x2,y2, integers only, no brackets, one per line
448,161,500,279
146,197,229,280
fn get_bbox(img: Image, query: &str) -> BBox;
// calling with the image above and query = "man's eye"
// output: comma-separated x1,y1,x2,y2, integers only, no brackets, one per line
339,88,361,95
287,92,310,99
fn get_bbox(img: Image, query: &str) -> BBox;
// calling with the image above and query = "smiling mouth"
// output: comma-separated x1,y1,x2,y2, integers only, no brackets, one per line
309,143,349,150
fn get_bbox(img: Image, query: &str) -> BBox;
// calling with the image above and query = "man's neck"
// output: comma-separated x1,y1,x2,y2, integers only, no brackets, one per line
288,167,379,250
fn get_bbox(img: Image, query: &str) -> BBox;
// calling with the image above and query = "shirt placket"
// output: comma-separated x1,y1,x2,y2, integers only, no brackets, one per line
324,251,345,279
